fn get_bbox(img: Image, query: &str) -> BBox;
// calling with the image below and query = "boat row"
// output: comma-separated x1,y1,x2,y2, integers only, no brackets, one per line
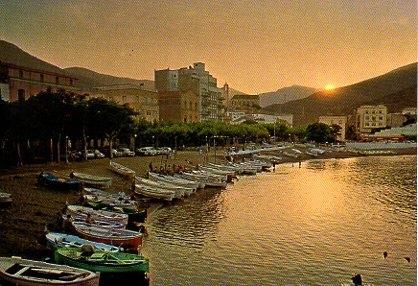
38,171,113,190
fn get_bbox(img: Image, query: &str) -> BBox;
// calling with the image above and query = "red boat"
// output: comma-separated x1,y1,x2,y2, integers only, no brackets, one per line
73,224,143,251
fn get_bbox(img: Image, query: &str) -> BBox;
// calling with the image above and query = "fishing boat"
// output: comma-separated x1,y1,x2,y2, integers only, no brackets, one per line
134,184,175,202
199,166,236,182
148,172,199,189
66,205,129,226
37,172,82,190
46,232,121,253
70,172,112,188
66,217,126,230
0,256,99,286
54,247,149,274
175,172,227,188
0,192,12,205
72,224,143,251
135,177,192,198
109,161,135,178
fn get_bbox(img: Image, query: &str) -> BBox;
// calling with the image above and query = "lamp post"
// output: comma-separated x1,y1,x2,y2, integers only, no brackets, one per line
133,134,137,150
152,135,155,148
65,136,69,163
213,135,218,163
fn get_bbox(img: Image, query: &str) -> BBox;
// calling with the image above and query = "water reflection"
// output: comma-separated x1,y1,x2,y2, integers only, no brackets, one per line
144,156,416,285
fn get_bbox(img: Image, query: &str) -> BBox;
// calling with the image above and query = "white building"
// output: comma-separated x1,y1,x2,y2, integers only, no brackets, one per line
356,105,388,133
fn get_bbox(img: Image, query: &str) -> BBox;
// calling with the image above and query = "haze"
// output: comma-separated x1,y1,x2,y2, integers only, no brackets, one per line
0,0,416,94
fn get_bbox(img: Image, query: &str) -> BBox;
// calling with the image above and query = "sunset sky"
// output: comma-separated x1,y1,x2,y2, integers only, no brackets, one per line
0,0,416,94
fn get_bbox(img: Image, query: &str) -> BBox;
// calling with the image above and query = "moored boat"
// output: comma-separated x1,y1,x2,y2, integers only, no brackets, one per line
66,205,129,226
0,192,12,205
70,172,112,188
46,232,121,253
148,172,199,189
0,256,99,286
109,161,135,178
38,172,82,190
134,184,175,202
72,224,143,251
54,247,149,274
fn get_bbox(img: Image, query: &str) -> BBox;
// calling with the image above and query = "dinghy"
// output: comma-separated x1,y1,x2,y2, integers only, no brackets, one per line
66,205,128,226
70,172,112,188
46,232,121,253
109,161,135,178
148,172,199,189
134,184,175,202
0,256,99,286
38,172,82,190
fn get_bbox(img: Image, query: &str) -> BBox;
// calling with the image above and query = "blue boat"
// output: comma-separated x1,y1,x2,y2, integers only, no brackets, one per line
38,172,82,190
45,232,121,252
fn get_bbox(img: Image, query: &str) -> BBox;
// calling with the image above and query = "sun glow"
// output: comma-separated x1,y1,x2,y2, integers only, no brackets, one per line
324,84,335,91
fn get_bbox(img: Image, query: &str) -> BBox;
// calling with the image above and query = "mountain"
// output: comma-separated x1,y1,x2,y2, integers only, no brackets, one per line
259,85,317,107
263,63,417,126
0,40,154,91
63,67,155,91
0,40,64,74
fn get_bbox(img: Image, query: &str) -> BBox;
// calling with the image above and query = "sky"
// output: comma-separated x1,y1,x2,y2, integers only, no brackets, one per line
0,0,416,94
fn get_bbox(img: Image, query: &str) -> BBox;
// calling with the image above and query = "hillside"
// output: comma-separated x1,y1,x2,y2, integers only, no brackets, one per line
63,67,155,91
0,40,64,74
263,63,417,126
259,85,317,107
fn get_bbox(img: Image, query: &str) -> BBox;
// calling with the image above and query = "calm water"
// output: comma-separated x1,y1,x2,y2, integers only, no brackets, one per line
142,156,417,285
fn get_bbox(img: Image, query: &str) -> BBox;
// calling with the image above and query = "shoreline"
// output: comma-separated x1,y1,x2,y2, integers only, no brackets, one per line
0,147,416,259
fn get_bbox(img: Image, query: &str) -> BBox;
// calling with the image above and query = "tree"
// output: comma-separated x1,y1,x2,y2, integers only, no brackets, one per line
305,123,334,143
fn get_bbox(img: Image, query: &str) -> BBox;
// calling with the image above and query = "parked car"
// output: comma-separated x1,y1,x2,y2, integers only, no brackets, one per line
94,149,105,158
157,147,172,155
110,149,123,157
136,147,157,156
86,150,95,159
118,147,135,157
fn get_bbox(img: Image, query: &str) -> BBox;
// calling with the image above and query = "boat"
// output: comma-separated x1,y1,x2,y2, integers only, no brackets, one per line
72,224,143,251
0,256,99,286
109,161,135,178
54,247,149,274
66,205,129,226
135,177,192,198
148,172,199,189
70,172,112,188
134,184,175,202
37,172,82,190
175,172,227,188
46,232,121,252
0,192,12,205
66,216,126,230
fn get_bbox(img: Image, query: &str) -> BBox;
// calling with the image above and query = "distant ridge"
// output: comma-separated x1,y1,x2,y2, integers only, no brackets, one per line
259,85,317,107
263,62,417,126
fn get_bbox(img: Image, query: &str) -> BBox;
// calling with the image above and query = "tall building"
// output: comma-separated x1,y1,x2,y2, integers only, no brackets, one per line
89,88,159,123
155,62,222,121
158,91,200,123
318,115,347,141
0,62,78,102
355,105,387,133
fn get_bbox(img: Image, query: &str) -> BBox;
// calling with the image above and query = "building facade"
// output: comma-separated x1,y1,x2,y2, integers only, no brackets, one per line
254,113,293,126
355,105,387,134
386,113,406,128
318,115,347,141
89,88,159,123
158,91,200,123
0,62,78,102
155,62,222,121
230,94,260,114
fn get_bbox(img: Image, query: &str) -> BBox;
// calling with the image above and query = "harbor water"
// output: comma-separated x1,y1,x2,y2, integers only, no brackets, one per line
142,155,417,285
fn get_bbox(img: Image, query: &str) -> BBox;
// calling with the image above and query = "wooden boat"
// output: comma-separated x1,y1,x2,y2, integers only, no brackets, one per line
66,205,128,226
148,172,199,189
46,232,121,253
0,256,99,286
0,192,12,205
72,224,143,251
175,172,227,188
54,247,149,274
38,172,82,190
66,216,126,230
109,161,135,178
134,184,175,202
70,172,112,188
135,177,191,198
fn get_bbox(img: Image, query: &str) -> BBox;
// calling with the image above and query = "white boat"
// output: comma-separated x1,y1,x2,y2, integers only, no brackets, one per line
0,192,12,205
148,172,199,189
175,172,227,188
199,165,235,176
70,172,112,188
135,177,187,198
253,154,282,164
207,163,242,174
109,161,135,178
134,184,175,201
45,232,121,252
0,256,99,286
66,205,128,226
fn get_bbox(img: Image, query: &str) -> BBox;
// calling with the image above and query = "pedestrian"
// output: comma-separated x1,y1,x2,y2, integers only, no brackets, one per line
299,161,301,168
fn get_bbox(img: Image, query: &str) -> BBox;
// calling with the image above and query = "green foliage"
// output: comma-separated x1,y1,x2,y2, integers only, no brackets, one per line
305,123,336,143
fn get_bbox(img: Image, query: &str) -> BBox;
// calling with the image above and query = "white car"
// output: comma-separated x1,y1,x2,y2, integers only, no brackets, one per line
136,147,157,156
86,150,95,159
94,149,105,158
118,148,135,157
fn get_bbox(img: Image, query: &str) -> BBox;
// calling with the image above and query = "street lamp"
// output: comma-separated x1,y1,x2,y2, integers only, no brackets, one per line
152,135,155,147
65,135,69,163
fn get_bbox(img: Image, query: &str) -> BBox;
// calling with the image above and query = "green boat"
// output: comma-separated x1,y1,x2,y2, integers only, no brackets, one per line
54,247,149,274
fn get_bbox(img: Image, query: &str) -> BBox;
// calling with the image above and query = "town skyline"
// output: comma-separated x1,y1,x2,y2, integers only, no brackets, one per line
1,0,416,94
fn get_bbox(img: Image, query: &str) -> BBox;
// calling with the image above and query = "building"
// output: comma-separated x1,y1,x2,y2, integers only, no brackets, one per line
253,113,293,126
158,91,200,123
230,94,260,114
0,62,78,102
318,115,347,141
155,62,222,121
355,105,388,134
89,88,159,123
402,107,417,116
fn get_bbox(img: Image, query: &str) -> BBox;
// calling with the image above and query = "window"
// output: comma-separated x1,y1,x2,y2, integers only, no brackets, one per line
17,89,25,101
19,70,23,79
40,74,44,82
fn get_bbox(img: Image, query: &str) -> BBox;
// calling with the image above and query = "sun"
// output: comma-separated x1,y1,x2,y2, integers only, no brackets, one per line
324,84,335,91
